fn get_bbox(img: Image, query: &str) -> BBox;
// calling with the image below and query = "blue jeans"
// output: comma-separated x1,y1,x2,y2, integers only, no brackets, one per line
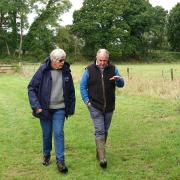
40,109,65,163
88,105,113,139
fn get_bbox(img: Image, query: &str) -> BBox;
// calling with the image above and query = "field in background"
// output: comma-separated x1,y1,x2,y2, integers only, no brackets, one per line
118,64,180,99
0,64,179,179
69,63,180,99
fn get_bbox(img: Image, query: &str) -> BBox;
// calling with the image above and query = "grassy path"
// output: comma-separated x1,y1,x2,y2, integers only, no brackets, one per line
0,74,179,179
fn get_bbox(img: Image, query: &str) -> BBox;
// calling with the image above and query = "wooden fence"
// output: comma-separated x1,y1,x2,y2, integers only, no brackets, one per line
0,64,17,73
0,62,41,75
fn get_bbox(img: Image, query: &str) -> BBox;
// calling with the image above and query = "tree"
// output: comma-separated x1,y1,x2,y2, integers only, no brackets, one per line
0,0,14,55
72,0,154,59
167,3,180,51
56,25,84,61
142,6,168,51
0,0,37,56
0,0,71,59
23,0,71,60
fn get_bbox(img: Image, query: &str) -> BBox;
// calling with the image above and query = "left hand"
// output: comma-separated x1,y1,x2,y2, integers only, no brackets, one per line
109,76,121,81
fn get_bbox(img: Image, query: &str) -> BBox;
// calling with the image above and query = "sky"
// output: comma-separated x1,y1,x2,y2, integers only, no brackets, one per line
60,0,180,26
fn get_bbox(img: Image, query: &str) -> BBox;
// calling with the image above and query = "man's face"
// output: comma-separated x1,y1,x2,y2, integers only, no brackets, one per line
51,58,65,69
96,53,109,69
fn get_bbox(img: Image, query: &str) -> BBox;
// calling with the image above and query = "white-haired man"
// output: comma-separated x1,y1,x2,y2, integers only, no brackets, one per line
28,48,75,173
80,49,124,168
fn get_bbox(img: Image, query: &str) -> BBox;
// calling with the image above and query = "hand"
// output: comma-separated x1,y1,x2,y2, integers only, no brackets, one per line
109,76,121,81
36,108,43,114
86,101,91,107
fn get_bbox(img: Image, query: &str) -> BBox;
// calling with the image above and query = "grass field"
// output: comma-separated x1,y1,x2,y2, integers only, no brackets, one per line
0,64,180,179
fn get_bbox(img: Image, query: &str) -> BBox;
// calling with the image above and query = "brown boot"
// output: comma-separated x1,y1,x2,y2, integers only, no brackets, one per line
95,140,99,160
96,138,107,168
96,147,99,160
105,134,108,144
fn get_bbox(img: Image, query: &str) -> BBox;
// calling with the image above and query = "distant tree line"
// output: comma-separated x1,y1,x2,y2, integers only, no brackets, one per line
0,0,180,62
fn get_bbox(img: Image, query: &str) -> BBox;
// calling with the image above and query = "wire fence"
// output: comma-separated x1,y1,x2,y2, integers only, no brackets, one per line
117,66,180,99
120,66,180,81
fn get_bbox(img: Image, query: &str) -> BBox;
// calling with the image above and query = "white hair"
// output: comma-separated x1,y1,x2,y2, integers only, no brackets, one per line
96,49,109,59
50,48,66,61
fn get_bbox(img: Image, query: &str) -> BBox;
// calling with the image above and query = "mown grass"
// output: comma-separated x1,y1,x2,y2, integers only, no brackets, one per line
0,64,180,179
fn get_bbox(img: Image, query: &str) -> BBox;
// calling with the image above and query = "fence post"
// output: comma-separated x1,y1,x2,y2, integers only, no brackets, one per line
162,70,164,79
127,67,129,79
170,68,174,81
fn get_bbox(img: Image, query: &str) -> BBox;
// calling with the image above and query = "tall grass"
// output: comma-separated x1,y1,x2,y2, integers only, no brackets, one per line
121,77,180,99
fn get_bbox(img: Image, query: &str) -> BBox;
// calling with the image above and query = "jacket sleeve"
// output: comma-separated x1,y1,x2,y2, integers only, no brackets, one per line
68,73,76,115
80,69,89,104
115,67,125,88
27,67,43,110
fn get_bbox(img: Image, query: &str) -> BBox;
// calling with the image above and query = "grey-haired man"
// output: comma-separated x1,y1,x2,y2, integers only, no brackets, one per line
28,48,75,173
80,49,124,168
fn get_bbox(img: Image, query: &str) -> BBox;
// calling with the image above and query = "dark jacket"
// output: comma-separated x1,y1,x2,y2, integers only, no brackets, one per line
28,57,75,119
87,63,116,112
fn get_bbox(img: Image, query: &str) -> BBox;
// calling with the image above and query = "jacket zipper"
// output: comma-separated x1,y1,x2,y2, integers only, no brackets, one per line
101,71,106,112
47,75,52,108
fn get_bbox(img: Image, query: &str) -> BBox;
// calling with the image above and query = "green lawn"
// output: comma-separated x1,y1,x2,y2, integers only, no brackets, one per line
0,64,180,179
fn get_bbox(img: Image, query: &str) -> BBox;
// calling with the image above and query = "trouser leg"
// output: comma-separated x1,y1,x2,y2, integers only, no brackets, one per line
40,118,52,156
88,106,110,168
52,109,65,163
104,111,113,143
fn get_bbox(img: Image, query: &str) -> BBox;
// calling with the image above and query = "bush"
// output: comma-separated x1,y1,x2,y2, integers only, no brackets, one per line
144,51,180,62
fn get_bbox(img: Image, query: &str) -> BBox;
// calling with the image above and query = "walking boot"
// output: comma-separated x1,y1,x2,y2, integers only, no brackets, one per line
96,135,107,160
96,138,107,168
57,161,68,174
105,134,108,144
95,139,99,160
96,147,99,160
42,155,51,166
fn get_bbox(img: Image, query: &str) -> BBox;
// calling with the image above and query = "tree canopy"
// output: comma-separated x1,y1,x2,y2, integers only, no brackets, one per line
0,0,33,55
23,0,71,60
167,3,180,51
72,0,168,59
0,0,72,59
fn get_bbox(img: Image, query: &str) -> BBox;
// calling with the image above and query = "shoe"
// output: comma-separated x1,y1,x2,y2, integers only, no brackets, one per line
42,155,50,166
57,162,68,173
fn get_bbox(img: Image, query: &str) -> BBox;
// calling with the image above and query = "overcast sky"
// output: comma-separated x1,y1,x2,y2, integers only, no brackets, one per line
60,0,180,26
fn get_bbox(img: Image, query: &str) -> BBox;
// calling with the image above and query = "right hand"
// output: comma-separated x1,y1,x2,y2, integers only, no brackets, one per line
86,101,91,107
36,108,43,114
109,75,122,81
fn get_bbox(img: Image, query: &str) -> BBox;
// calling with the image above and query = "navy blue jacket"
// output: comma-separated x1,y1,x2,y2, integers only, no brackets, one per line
28,57,75,119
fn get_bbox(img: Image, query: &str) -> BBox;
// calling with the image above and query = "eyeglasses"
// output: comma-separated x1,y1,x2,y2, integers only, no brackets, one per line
56,59,65,63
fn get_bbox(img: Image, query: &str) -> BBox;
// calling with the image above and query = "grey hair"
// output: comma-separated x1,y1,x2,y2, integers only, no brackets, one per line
50,48,66,61
96,48,109,58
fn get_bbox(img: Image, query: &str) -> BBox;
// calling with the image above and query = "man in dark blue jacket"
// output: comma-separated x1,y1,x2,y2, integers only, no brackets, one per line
28,48,75,174
80,49,124,168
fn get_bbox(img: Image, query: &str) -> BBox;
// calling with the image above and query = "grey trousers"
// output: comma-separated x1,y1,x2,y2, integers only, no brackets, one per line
88,105,113,139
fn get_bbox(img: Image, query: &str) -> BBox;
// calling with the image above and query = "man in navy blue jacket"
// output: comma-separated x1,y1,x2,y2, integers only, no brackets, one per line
28,48,75,173
80,49,124,168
